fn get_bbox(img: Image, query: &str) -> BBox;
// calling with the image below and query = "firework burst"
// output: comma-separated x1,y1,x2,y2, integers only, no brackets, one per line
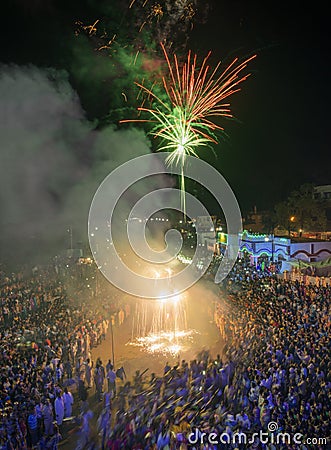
121,44,256,217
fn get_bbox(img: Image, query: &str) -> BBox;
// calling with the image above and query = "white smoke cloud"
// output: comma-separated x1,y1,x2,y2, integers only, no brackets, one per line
0,64,171,268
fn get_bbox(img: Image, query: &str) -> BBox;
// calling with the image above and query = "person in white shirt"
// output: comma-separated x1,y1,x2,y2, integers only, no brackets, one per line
63,387,74,418
54,391,65,425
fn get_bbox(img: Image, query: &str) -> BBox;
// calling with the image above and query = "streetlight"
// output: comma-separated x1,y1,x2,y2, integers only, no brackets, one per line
289,216,295,236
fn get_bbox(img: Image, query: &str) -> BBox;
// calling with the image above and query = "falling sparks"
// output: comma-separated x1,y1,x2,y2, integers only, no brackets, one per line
150,3,163,20
138,2,163,32
175,0,196,21
97,34,117,51
128,289,197,356
83,19,99,36
129,0,149,8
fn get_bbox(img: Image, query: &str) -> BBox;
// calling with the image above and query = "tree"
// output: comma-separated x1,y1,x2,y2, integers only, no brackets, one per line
273,201,294,236
288,184,327,234
262,209,278,234
273,183,327,236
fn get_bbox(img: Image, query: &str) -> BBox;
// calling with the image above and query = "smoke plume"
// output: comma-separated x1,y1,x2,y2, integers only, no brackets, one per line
0,64,171,269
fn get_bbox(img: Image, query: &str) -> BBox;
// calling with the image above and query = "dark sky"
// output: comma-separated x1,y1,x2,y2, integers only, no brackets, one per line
189,1,330,211
1,0,330,213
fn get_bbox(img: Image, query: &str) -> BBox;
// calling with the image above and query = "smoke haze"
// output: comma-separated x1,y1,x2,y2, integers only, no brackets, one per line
0,64,171,269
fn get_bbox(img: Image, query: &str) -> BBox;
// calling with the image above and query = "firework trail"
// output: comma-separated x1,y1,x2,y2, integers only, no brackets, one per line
121,43,256,217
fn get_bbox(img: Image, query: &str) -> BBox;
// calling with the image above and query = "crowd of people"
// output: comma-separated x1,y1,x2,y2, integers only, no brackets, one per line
1,255,330,449
0,263,130,449
78,256,330,449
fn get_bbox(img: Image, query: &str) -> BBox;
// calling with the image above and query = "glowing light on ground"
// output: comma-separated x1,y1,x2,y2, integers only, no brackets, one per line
128,288,198,356
128,330,195,356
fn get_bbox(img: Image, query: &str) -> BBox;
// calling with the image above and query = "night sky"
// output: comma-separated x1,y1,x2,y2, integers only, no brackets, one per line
189,1,330,211
1,0,330,215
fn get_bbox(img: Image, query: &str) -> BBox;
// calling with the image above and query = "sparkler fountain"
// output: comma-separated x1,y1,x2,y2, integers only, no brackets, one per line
129,269,195,356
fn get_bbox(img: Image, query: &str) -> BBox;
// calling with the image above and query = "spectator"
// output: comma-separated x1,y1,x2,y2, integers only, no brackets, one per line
54,391,64,426
63,387,74,418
